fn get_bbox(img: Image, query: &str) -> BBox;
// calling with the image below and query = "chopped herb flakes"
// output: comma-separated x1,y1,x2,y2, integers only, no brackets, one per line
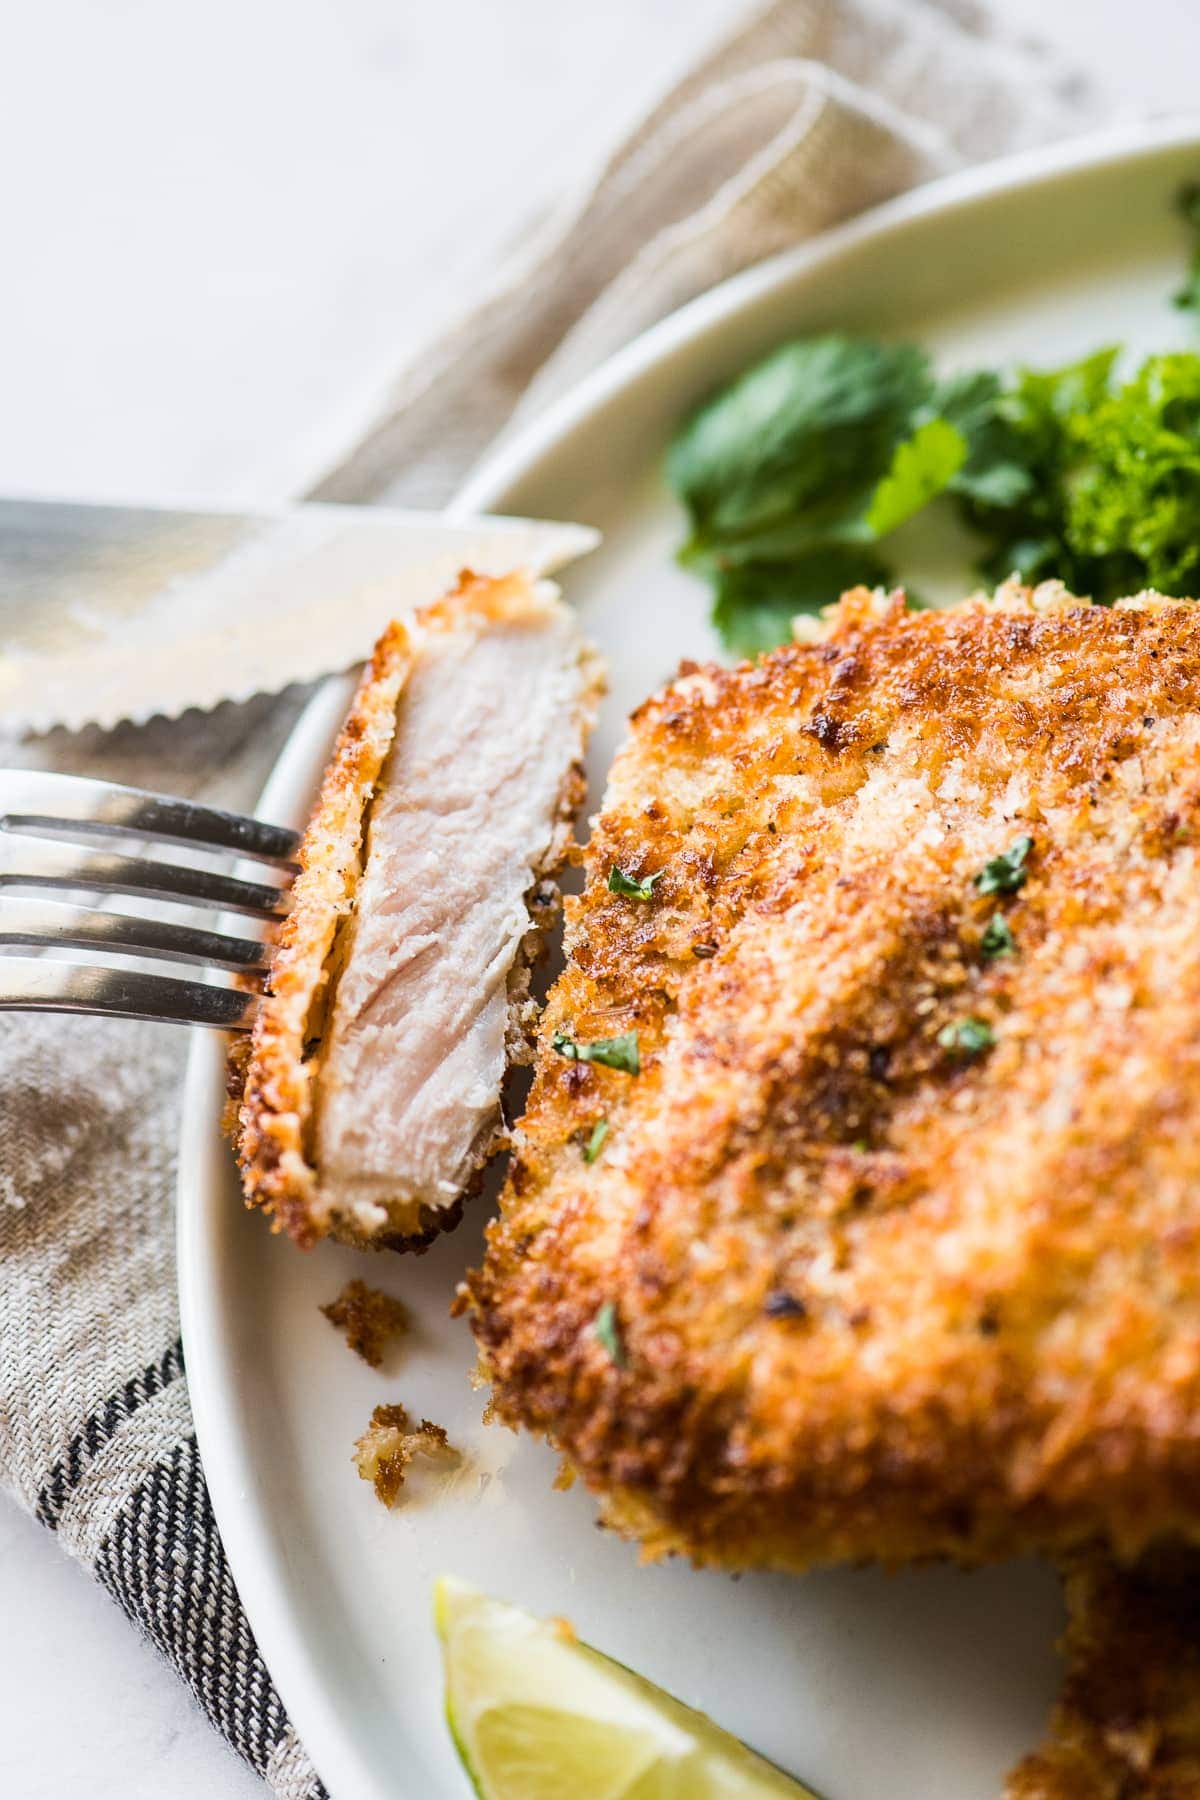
980,913,1016,959
552,1028,641,1076
608,865,665,901
583,1119,610,1164
937,1016,995,1059
593,1301,626,1365
974,835,1033,897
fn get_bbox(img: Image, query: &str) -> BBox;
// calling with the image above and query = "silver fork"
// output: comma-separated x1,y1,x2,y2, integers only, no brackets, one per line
0,772,299,1029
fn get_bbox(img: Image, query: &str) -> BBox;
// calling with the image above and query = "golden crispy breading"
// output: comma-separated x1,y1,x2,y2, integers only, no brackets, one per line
467,583,1200,1572
320,1279,409,1368
1007,1547,1200,1797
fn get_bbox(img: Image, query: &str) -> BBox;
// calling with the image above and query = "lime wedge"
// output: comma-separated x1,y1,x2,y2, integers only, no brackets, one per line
434,1576,819,1800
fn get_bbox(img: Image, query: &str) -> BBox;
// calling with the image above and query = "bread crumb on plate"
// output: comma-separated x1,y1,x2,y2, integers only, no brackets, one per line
320,1278,409,1369
353,1404,458,1508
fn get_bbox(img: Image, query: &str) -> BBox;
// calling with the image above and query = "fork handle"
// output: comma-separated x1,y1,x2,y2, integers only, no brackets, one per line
0,957,257,1029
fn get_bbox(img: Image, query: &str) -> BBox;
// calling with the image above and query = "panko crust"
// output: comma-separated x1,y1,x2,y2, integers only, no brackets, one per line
1007,1547,1200,1797
231,569,598,1251
467,582,1200,1571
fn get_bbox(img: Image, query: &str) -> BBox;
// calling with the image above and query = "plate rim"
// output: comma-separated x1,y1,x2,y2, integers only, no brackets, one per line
453,110,1200,517
178,111,1200,1800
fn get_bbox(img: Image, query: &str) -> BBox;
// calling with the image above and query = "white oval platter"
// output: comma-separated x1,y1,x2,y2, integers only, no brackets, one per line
180,116,1200,1800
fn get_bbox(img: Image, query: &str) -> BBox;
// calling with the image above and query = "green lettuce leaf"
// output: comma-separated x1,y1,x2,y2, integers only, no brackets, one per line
711,547,891,657
931,368,1033,508
960,348,1122,593
866,418,967,537
669,336,932,551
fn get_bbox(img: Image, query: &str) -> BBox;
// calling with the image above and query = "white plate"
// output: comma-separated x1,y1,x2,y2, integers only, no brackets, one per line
180,116,1200,1800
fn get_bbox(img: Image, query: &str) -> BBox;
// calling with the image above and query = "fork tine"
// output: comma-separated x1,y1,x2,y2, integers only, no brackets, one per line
0,832,288,918
0,772,299,868
0,956,258,1029
0,896,270,972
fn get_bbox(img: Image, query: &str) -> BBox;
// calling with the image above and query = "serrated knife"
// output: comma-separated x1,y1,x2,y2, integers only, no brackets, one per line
0,497,599,735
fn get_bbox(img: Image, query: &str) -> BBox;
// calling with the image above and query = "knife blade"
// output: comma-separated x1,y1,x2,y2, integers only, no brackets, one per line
0,497,599,734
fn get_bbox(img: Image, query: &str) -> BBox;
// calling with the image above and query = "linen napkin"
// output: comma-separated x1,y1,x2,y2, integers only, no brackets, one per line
0,2,1099,1792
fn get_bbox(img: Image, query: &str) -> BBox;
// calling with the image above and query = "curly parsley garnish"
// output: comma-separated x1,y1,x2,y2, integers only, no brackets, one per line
593,1301,626,1366
582,1119,610,1164
552,1029,641,1076
937,1016,995,1060
980,913,1016,959
974,835,1033,897
608,865,665,901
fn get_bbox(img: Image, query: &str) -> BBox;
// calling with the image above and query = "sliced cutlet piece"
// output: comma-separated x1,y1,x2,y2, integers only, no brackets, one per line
235,569,602,1249
467,581,1200,1569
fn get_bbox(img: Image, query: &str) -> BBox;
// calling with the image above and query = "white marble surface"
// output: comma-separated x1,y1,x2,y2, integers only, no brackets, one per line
0,1,1196,1795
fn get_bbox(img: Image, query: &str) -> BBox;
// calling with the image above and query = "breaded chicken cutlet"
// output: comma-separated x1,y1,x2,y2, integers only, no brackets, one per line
233,570,601,1249
466,580,1200,1571
1007,1547,1200,1797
